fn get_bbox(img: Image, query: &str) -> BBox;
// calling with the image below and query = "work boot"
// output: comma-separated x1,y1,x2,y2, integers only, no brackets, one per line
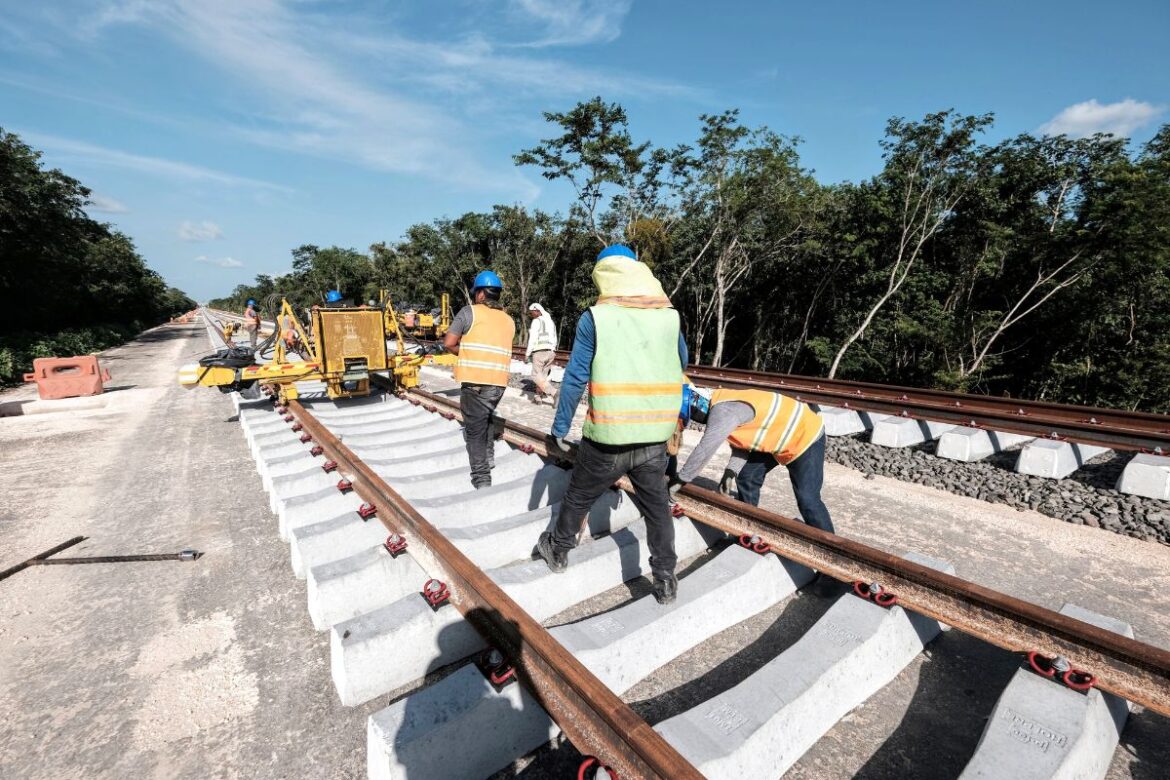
532,532,567,573
472,477,491,490
808,573,848,598
652,573,678,605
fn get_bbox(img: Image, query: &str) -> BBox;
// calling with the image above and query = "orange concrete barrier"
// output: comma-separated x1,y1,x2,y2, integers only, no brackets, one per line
22,356,112,400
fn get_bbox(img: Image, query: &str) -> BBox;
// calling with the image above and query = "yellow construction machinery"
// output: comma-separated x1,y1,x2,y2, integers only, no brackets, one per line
381,291,451,339
180,299,426,402
378,291,457,369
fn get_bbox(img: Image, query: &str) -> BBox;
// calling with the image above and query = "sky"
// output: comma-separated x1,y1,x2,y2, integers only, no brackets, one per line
2,0,1168,302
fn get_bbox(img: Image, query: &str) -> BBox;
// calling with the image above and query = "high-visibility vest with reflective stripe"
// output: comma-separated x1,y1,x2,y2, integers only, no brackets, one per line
454,305,515,387
711,388,825,465
582,304,683,445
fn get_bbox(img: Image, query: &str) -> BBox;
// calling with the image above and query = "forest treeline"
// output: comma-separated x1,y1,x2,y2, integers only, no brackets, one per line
209,100,1170,413
0,129,196,384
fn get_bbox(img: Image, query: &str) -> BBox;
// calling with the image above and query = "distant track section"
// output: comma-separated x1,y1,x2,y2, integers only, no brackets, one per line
415,339,1170,453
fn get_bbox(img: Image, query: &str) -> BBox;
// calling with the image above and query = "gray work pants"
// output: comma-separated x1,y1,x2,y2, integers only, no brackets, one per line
460,383,505,487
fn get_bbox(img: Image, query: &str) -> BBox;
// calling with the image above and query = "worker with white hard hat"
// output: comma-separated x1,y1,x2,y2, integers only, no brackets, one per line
525,302,557,403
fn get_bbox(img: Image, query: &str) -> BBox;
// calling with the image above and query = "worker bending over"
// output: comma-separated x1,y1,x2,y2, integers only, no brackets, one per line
243,298,260,350
525,302,557,403
532,244,687,605
672,386,834,533
443,271,516,489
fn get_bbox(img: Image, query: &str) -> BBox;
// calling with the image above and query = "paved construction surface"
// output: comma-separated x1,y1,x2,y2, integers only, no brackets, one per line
0,329,1167,779
0,323,371,779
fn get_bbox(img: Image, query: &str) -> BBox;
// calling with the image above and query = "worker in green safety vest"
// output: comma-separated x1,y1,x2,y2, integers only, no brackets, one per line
532,244,688,605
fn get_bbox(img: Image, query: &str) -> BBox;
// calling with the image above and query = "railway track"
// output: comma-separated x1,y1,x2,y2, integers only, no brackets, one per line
197,310,1169,779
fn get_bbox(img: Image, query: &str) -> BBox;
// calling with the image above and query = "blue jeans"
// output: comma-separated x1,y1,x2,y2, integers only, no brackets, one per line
735,434,834,533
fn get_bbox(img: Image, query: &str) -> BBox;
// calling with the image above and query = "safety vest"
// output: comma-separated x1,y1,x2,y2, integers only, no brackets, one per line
582,305,683,445
454,304,515,387
711,388,825,465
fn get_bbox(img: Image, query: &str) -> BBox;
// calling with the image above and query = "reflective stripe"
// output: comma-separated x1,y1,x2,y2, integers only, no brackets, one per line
461,341,512,356
586,409,679,423
588,382,683,397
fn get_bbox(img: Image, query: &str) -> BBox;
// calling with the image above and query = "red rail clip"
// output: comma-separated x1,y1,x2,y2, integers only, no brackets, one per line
299,433,313,443
283,414,294,423
578,757,618,780
309,445,324,457
408,398,421,406
852,580,899,607
357,503,377,520
1026,651,1097,692
422,578,450,609
291,422,303,432
423,404,437,413
321,460,338,473
383,533,408,556
275,405,288,414
737,534,771,554
518,443,535,454
670,503,685,519
441,412,456,420
336,478,353,493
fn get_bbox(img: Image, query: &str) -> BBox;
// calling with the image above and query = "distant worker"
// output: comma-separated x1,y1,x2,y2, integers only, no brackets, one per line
671,386,834,534
281,313,299,353
525,303,557,404
324,290,346,308
532,244,687,605
243,298,260,350
443,270,516,489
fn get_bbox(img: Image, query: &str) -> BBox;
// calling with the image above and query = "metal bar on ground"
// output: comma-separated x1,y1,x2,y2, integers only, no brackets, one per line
0,536,87,583
287,398,703,780
403,384,1170,717
32,551,199,565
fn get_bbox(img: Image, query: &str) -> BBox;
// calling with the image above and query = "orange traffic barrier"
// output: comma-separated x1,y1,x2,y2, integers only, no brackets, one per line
22,356,112,401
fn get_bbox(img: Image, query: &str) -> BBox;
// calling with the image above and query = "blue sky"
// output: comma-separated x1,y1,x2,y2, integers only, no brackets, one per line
2,0,1167,301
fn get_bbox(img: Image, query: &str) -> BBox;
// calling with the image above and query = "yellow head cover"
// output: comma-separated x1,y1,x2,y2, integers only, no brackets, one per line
592,257,672,309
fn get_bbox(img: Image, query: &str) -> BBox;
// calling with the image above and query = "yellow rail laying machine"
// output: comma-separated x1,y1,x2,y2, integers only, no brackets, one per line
180,299,427,402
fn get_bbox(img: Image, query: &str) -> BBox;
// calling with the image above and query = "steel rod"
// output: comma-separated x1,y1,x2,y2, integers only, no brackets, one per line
0,536,87,582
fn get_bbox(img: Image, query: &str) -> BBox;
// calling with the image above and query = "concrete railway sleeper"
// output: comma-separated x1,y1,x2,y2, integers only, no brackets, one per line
200,312,1166,778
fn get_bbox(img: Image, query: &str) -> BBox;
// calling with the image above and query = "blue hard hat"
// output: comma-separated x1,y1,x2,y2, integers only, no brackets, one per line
679,384,710,425
246,299,256,306
325,290,343,303
596,244,637,262
472,270,503,291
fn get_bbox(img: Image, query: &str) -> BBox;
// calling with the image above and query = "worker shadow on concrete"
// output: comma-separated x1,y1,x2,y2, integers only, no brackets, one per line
627,584,839,726
1117,705,1170,780
850,630,1018,779
394,611,541,779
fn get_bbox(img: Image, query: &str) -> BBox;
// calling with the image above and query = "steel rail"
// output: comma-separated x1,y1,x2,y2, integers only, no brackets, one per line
403,384,1170,718
414,340,1169,451
285,398,703,780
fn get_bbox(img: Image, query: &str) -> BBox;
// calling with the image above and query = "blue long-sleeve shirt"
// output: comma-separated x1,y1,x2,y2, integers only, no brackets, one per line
551,310,689,438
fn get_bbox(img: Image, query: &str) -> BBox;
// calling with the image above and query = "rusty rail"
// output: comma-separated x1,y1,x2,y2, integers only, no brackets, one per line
415,339,1169,452
402,384,1170,718
285,398,703,780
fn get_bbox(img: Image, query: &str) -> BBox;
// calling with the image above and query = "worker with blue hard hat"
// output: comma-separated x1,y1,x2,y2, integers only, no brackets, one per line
243,297,261,351
443,269,516,489
532,243,688,605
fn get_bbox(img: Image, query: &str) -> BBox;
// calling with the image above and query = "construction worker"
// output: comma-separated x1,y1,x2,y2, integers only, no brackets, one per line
443,270,516,489
324,290,346,308
525,303,557,403
532,244,687,605
671,385,834,534
243,298,260,350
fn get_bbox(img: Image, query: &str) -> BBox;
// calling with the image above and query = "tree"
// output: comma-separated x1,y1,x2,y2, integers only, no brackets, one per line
827,111,993,378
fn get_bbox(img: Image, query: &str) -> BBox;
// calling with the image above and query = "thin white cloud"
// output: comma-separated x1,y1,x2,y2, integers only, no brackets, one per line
179,220,224,241
76,0,690,198
87,193,129,213
508,0,631,47
21,131,292,192
194,255,243,268
1039,99,1164,138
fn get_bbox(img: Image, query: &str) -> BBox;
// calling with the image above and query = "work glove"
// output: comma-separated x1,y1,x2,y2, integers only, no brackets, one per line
548,434,572,456
718,468,738,497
